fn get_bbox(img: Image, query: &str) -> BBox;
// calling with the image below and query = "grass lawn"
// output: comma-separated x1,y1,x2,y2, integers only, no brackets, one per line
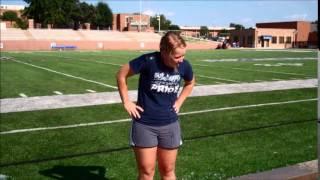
0,50,317,98
0,88,316,179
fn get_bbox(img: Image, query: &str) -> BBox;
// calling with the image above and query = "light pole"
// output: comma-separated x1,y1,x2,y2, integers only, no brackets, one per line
157,15,160,33
139,0,142,32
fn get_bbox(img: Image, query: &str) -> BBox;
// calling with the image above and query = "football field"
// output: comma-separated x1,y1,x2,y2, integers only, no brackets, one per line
0,49,317,179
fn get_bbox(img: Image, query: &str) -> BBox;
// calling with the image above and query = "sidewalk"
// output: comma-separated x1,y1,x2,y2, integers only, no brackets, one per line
0,79,317,113
230,160,318,180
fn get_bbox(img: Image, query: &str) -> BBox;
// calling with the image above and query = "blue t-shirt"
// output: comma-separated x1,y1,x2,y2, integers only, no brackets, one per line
129,51,193,126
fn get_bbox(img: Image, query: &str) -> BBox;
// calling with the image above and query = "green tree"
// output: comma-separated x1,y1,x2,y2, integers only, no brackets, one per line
79,2,96,25
15,18,29,29
150,15,159,31
200,26,209,37
230,22,245,30
168,24,180,31
2,11,18,23
23,0,48,26
94,2,113,30
45,0,67,28
23,0,87,29
150,14,172,31
49,0,81,29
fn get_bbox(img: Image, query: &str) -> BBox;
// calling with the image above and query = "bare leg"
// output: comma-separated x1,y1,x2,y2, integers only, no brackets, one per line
157,147,178,180
134,147,157,180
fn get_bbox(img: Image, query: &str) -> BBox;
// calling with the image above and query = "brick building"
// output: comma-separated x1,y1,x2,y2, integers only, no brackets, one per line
0,5,25,28
256,21,317,48
112,13,153,32
229,21,317,48
0,5,24,16
229,28,296,48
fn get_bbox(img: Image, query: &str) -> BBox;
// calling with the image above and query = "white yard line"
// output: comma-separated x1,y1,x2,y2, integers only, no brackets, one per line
86,89,96,93
198,75,241,83
31,53,122,67
0,118,131,135
0,98,316,135
53,91,63,95
19,93,28,98
252,49,315,53
11,59,117,89
214,82,224,84
195,63,307,76
196,83,205,86
40,54,310,78
179,98,316,115
195,57,311,76
201,57,316,62
0,79,317,113
230,67,307,76
193,63,209,67
80,58,122,66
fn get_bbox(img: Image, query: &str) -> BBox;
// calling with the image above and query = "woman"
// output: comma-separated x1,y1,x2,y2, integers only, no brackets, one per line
116,31,195,180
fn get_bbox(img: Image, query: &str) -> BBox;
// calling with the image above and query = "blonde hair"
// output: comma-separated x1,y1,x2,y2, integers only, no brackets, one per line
160,31,186,54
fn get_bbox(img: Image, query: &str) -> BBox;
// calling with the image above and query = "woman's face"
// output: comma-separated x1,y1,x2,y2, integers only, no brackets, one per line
162,47,186,68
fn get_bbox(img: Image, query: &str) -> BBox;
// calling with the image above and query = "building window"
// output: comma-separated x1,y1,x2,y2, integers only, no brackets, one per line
126,17,133,24
286,36,292,43
279,36,284,44
242,36,246,45
272,36,277,44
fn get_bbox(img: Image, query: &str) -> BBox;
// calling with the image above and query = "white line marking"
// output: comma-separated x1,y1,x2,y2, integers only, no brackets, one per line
31,53,122,67
53,91,63,95
198,75,241,83
0,98,316,135
202,57,316,62
195,82,205,86
193,63,209,67
88,61,121,66
1,79,316,113
252,49,315,53
19,93,28,98
194,63,308,76
202,59,238,62
11,59,118,89
0,56,12,60
179,98,316,116
86,89,96,93
214,81,224,84
0,118,131,135
254,63,303,67
230,67,307,76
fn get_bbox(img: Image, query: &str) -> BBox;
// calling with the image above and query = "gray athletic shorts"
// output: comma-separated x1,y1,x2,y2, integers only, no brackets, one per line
130,120,183,149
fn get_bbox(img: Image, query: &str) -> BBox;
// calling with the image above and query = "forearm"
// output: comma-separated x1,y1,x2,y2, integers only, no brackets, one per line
116,64,133,104
116,64,143,118
176,84,193,105
117,76,130,104
176,77,195,105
